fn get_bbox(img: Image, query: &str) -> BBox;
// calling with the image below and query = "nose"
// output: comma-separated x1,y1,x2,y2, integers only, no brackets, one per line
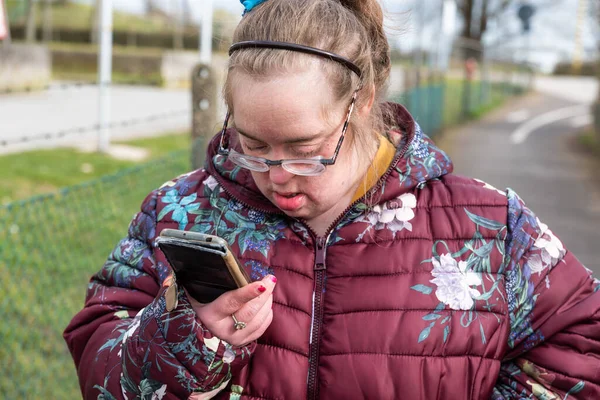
269,165,294,186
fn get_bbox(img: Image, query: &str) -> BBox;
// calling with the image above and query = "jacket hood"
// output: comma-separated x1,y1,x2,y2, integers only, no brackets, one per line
205,102,453,214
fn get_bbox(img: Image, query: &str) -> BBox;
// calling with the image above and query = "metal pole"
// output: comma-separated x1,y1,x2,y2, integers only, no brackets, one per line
97,0,113,153
199,0,213,64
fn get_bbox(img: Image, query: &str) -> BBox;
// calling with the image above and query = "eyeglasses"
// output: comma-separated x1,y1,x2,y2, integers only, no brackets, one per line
218,90,358,177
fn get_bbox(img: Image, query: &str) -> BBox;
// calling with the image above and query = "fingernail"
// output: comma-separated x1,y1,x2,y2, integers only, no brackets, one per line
270,276,277,283
258,286,267,293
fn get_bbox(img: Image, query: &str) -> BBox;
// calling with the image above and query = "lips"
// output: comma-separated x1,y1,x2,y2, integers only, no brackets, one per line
272,191,306,212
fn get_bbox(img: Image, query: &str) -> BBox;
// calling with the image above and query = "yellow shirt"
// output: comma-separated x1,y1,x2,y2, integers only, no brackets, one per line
351,135,396,203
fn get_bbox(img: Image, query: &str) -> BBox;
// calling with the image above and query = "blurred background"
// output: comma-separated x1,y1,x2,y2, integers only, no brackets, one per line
0,0,598,397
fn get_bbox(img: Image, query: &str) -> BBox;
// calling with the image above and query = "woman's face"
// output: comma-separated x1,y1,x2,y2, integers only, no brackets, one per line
231,69,366,228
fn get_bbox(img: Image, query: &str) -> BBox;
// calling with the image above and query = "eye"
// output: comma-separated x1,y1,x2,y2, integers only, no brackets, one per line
242,141,268,153
293,146,319,158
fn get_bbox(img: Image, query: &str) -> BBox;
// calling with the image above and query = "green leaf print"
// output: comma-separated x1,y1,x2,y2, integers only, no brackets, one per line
418,322,435,343
423,314,441,321
564,381,585,399
464,208,505,231
411,284,433,295
443,325,450,343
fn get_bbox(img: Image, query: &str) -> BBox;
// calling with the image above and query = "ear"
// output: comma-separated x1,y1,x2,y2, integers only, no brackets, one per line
357,84,376,117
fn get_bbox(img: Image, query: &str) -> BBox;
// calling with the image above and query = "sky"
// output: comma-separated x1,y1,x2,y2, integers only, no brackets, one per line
77,0,598,73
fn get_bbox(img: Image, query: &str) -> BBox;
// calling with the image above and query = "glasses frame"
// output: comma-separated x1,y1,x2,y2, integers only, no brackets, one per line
218,89,359,176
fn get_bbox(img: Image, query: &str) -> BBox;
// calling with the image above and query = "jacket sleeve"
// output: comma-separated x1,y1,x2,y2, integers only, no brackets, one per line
492,190,600,399
64,189,255,399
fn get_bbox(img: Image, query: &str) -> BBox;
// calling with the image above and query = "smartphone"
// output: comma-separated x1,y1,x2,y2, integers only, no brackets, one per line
155,229,251,304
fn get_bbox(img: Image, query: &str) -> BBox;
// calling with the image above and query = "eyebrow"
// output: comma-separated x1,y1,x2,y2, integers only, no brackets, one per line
236,128,324,144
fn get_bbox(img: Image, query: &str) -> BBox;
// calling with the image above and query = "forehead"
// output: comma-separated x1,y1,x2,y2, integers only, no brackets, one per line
230,69,339,129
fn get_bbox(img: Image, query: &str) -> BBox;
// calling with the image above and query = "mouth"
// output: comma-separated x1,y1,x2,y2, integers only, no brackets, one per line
272,191,306,212
276,192,300,198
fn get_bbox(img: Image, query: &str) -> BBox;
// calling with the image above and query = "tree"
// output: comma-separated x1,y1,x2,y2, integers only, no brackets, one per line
42,0,52,42
25,0,37,42
90,0,100,44
454,0,561,59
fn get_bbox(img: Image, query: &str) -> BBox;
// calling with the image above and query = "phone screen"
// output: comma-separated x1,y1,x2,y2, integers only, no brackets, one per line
159,242,238,303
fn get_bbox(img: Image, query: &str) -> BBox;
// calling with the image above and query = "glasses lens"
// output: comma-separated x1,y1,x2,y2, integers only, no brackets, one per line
228,152,270,172
283,161,326,176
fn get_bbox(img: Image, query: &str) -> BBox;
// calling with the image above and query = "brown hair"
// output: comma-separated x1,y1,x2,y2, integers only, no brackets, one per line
223,0,391,157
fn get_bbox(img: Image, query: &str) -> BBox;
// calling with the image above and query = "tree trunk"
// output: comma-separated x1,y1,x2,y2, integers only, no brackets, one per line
25,0,37,42
42,0,52,42
90,0,100,44
173,0,184,49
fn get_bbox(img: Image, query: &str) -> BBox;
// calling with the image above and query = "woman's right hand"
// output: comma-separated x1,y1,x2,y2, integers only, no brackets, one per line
187,275,277,347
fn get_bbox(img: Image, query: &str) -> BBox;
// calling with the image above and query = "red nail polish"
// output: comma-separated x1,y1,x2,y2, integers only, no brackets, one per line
258,286,267,293
271,276,277,283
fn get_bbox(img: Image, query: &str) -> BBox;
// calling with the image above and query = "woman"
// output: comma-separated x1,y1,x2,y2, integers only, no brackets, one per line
64,0,600,399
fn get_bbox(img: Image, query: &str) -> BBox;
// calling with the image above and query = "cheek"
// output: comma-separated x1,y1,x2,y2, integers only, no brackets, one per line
250,172,269,190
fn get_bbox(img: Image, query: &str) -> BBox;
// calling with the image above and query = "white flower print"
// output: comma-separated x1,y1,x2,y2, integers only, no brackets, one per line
151,384,167,400
474,178,506,196
361,193,417,234
118,308,145,357
122,308,144,345
528,218,565,274
121,372,128,399
203,176,219,191
223,348,235,364
203,336,221,353
430,253,482,311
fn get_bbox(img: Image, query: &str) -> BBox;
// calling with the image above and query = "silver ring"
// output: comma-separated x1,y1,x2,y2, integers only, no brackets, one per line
231,313,247,330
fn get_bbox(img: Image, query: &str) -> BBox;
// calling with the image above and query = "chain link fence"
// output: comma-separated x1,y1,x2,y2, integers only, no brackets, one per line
387,40,533,137
0,150,189,399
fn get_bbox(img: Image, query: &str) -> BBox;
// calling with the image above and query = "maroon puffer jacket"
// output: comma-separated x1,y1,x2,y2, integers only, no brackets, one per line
65,104,600,399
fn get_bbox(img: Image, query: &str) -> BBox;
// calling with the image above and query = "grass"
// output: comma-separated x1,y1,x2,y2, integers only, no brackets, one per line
0,149,191,399
578,130,600,157
48,40,167,56
0,132,192,398
0,132,190,204
6,0,179,34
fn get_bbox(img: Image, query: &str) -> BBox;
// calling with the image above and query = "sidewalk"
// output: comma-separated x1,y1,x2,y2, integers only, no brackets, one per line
436,92,600,274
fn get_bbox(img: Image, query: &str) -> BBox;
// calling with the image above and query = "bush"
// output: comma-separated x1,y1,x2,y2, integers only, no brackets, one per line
553,61,598,77
9,25,232,52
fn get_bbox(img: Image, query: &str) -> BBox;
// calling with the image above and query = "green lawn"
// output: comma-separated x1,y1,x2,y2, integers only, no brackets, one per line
7,0,177,34
1,133,192,398
1,132,190,204
578,130,600,157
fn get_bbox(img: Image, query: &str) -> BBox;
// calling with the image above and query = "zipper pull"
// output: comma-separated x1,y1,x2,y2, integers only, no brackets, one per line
314,237,327,271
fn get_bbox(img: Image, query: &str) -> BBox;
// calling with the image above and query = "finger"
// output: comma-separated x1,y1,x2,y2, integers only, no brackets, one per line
214,276,275,317
246,308,273,342
230,275,276,319
235,293,273,326
229,300,274,346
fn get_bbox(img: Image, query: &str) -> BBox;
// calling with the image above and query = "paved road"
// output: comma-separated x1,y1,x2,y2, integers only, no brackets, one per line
0,83,192,154
438,88,600,274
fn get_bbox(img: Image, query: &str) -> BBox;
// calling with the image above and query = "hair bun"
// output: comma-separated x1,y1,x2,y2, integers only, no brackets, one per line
338,0,390,87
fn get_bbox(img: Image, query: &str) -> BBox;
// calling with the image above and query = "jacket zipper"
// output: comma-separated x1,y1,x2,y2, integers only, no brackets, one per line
305,137,411,400
307,234,328,400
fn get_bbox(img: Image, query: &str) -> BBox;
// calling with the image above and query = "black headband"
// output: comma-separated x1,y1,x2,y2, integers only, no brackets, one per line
229,40,363,79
